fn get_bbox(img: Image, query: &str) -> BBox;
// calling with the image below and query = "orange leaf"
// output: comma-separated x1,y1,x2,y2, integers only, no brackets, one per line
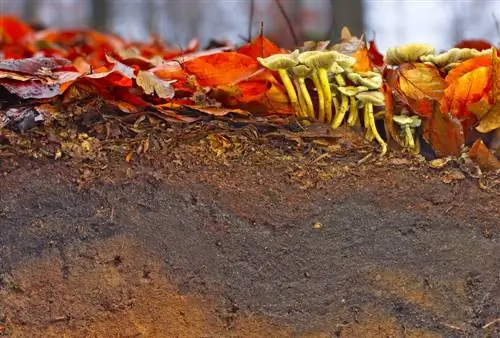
423,102,464,157
237,36,282,60
476,48,500,133
183,52,259,87
398,63,445,117
352,47,372,73
441,66,491,119
399,63,445,101
468,139,500,171
444,55,491,85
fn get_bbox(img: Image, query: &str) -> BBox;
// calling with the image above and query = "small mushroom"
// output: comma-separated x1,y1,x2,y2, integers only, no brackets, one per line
332,86,369,128
356,91,387,155
384,44,435,66
298,51,337,123
291,64,315,119
257,51,304,119
392,115,421,151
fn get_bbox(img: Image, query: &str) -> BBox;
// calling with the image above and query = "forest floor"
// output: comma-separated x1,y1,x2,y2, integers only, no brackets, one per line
0,122,499,338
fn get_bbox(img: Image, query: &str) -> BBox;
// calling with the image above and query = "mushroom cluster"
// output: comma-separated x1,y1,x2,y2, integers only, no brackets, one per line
257,49,387,155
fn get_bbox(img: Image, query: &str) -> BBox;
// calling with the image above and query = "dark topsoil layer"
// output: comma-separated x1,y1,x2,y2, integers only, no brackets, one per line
0,125,499,338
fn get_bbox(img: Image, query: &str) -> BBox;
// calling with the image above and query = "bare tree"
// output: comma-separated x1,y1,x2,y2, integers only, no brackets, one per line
23,0,38,23
91,0,109,32
328,0,364,40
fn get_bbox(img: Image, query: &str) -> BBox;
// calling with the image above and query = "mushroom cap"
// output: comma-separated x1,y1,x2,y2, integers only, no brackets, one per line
420,47,492,68
298,50,337,69
384,44,435,66
329,62,345,74
330,51,357,69
347,72,382,89
292,64,313,77
337,85,369,96
257,51,299,70
393,115,421,128
355,91,385,106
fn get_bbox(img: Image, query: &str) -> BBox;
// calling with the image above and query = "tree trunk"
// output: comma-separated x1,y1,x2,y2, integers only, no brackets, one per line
329,0,364,40
91,0,109,32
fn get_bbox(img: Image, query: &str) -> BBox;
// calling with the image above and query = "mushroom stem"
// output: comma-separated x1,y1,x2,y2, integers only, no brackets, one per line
332,75,349,128
365,103,387,156
277,69,304,119
403,125,415,149
317,68,333,123
296,78,315,118
311,73,325,122
332,94,353,129
347,96,358,126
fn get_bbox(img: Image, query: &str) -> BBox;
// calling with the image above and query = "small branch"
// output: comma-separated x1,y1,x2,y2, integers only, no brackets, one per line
274,0,299,46
483,318,500,329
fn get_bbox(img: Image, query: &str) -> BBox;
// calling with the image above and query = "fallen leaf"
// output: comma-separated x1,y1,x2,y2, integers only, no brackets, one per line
398,62,446,117
441,170,466,184
237,36,283,60
352,47,372,73
368,39,384,68
423,102,464,157
468,139,500,171
476,48,500,133
136,70,175,99
0,16,32,43
454,39,492,51
183,52,260,87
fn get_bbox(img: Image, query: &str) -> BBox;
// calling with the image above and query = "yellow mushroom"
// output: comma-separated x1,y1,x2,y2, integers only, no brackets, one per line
332,86,368,128
356,91,387,155
384,44,435,66
298,51,337,124
291,64,315,119
392,115,422,153
257,51,305,119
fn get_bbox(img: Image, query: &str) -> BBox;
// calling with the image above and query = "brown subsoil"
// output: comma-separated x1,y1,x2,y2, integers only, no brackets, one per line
0,124,499,338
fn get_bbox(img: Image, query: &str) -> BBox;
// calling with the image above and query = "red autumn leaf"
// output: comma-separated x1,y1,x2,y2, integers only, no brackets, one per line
468,139,500,171
0,16,33,43
423,102,464,157
454,39,492,51
182,52,260,87
237,36,283,60
368,39,384,68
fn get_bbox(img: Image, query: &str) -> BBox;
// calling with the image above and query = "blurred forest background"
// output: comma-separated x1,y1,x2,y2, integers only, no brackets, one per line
1,0,500,51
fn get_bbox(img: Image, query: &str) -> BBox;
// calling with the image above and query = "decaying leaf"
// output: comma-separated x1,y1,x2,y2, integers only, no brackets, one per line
468,139,500,171
423,102,464,157
136,70,175,99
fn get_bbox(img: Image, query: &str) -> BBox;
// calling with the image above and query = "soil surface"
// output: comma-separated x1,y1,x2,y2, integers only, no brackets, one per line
0,124,499,338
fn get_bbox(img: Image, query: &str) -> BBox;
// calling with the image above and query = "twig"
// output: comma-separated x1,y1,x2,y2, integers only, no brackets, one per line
483,318,500,329
274,0,299,46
